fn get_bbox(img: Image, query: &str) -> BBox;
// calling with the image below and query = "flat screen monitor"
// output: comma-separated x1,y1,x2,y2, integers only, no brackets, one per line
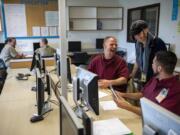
68,41,81,52
60,96,84,135
36,68,45,116
56,54,72,84
96,38,104,49
33,42,40,52
140,97,180,135
76,67,99,115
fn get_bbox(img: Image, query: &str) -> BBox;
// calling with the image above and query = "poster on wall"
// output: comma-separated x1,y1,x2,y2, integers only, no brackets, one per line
45,11,59,26
4,4,27,37
172,0,178,21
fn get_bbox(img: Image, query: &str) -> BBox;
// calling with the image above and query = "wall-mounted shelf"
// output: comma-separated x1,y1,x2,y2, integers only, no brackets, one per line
69,6,123,31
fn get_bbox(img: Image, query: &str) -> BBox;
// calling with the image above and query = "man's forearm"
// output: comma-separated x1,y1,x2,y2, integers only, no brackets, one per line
130,63,138,78
126,104,142,115
110,77,128,86
123,92,143,100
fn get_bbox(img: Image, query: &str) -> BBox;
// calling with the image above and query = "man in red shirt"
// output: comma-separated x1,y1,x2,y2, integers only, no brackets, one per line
114,51,180,116
88,36,129,92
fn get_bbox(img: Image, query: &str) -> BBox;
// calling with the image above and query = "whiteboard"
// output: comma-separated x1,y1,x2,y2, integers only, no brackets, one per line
4,4,27,37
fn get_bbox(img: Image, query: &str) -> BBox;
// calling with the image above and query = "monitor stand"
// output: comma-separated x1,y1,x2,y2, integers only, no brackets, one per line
30,101,53,123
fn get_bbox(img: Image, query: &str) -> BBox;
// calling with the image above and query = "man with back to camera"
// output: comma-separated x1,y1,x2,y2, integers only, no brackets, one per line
0,37,24,67
35,38,56,57
114,51,180,116
88,36,129,92
130,20,167,88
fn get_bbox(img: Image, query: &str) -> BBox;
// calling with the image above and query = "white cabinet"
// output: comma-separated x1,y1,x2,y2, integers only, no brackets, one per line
69,6,123,31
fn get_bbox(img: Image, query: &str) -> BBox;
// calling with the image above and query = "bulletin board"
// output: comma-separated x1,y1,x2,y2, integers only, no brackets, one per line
3,0,58,38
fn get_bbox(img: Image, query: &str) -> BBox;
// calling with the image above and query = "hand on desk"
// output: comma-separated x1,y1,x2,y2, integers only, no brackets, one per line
98,79,111,89
113,91,131,110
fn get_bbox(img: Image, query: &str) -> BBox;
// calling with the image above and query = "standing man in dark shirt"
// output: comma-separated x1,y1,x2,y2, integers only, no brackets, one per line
88,36,129,92
114,51,180,116
130,20,167,87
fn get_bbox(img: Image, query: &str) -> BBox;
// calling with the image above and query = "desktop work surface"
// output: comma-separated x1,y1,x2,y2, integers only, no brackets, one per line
48,66,142,135
0,68,59,135
0,67,142,135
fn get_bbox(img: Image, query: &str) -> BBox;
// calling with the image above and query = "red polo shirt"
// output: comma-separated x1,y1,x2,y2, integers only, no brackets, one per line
142,75,180,116
88,54,129,92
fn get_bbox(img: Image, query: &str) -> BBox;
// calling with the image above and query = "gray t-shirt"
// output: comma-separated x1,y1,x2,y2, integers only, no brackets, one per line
35,45,55,57
0,44,18,67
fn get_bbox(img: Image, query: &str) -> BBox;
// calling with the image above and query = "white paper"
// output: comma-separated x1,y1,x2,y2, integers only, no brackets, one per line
4,4,27,37
32,26,40,36
98,91,108,98
93,118,131,135
175,66,180,72
45,11,59,26
41,27,49,36
100,101,119,110
49,26,57,36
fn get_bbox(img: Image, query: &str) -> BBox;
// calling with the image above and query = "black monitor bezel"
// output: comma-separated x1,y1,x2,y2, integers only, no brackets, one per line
68,41,81,52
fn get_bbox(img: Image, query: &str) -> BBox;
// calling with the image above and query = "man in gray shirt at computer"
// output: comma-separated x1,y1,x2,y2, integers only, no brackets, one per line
35,38,55,57
0,37,24,67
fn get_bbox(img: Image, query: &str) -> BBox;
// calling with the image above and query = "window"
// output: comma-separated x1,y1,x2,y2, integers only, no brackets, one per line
127,3,160,42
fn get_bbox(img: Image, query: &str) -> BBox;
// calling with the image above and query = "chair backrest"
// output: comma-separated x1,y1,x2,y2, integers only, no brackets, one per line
0,43,5,53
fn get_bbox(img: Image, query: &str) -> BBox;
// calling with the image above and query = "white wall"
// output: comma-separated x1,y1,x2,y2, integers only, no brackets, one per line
66,0,122,49
118,0,180,60
1,0,180,59
67,0,180,61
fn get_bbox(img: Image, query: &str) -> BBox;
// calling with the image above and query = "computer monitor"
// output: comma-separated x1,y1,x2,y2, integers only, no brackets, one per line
33,42,40,52
56,53,72,84
96,38,104,49
140,97,180,135
30,52,45,74
60,96,84,135
68,41,81,52
30,68,52,122
75,67,99,115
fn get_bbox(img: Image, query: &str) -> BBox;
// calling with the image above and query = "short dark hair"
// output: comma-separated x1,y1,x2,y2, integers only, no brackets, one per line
103,36,117,45
155,51,177,74
41,38,48,44
130,20,148,38
5,37,16,44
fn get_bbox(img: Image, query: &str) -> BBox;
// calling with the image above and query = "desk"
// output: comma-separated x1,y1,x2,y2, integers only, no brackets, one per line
47,66,142,135
0,68,59,135
9,57,55,69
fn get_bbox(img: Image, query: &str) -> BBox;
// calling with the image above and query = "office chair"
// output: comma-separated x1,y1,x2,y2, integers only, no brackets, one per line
0,43,5,53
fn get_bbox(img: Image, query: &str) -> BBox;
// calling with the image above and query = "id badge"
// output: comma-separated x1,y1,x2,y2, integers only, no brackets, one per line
141,72,146,82
156,88,168,103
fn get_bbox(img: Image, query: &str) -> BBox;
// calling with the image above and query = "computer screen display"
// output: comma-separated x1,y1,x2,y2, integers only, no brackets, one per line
76,67,99,115
60,96,84,135
140,97,180,135
33,42,40,52
68,41,81,52
96,38,104,49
